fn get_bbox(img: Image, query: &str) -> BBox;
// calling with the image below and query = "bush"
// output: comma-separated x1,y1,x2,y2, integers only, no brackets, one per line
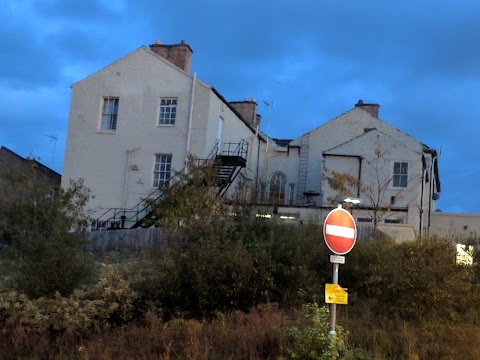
343,236,480,322
131,218,332,319
0,178,94,298
287,303,349,360
0,265,139,342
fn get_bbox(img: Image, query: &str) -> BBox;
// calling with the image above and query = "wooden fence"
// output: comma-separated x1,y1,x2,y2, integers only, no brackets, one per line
87,228,167,252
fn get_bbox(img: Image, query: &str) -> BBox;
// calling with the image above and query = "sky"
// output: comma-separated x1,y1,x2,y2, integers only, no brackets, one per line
1,0,479,213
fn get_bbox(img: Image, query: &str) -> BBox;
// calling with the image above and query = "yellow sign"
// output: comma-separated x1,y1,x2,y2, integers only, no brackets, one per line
325,283,348,305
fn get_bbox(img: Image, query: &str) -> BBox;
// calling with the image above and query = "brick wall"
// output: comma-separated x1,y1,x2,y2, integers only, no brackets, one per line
149,41,193,73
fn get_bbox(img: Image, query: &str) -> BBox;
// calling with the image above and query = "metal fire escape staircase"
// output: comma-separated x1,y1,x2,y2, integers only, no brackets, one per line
92,140,248,230
214,140,248,197
296,133,309,205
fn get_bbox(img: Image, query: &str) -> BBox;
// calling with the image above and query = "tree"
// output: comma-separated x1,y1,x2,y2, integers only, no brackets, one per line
325,147,411,238
145,154,236,242
0,172,94,298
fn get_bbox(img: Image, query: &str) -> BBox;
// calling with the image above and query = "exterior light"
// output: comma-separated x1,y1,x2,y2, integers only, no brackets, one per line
336,196,362,205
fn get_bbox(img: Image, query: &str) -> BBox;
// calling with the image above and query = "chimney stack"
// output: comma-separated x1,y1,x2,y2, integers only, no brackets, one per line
149,40,193,73
229,98,260,128
355,99,380,118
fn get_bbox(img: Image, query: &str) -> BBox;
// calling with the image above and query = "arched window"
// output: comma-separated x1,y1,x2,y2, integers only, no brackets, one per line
269,172,287,205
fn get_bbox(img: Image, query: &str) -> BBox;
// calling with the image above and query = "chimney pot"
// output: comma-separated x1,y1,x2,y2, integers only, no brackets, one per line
355,100,380,118
230,100,258,128
149,40,193,73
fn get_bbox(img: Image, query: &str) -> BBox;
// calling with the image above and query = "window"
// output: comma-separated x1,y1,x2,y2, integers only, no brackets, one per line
288,183,295,205
385,219,404,224
269,173,286,205
159,98,177,125
101,97,119,131
153,154,172,188
357,217,373,223
392,161,408,188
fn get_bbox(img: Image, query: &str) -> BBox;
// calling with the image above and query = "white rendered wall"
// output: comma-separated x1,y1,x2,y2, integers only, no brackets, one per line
63,48,208,216
62,47,261,216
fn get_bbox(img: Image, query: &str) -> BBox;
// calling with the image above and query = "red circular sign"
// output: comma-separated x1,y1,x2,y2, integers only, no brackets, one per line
323,208,357,255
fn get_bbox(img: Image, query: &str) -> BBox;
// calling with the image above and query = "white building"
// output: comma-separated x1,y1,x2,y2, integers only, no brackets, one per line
261,101,441,237
63,40,265,229
62,40,441,238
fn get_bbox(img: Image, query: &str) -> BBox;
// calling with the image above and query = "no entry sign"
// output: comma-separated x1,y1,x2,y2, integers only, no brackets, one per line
323,208,357,255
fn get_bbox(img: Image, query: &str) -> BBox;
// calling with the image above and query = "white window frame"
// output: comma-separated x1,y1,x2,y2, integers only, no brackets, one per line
100,97,119,131
153,154,172,188
158,98,178,126
288,183,295,205
391,161,409,188
268,172,287,205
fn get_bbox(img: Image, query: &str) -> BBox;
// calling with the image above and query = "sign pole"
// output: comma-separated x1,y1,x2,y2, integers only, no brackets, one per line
329,203,342,336
329,262,339,335
323,202,358,341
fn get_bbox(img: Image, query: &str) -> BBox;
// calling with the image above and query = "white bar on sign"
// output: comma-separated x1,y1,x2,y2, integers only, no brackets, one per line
325,224,354,239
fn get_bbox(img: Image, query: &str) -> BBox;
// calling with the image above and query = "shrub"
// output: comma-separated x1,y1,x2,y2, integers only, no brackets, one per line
0,178,93,298
287,303,350,360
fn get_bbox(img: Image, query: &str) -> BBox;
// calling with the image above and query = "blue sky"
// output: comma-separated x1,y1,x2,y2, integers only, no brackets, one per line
1,0,479,213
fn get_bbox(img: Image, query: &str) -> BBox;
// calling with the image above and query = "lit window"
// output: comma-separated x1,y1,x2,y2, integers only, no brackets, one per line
159,98,177,125
269,172,286,205
101,97,119,131
392,162,408,188
153,154,172,187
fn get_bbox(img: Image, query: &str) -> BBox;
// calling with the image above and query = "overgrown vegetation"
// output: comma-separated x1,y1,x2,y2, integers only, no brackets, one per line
0,173,94,298
1,160,480,359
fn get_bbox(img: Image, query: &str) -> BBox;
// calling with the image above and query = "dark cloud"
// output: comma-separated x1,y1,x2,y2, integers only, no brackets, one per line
32,0,121,23
0,22,62,88
1,0,480,211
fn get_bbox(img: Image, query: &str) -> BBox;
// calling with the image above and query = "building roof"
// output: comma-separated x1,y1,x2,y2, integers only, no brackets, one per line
0,146,61,180
271,138,292,147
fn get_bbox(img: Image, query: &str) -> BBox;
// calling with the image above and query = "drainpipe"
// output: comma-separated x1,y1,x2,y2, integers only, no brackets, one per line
357,157,363,198
122,147,141,226
255,125,260,197
419,157,425,239
427,155,436,235
185,72,196,167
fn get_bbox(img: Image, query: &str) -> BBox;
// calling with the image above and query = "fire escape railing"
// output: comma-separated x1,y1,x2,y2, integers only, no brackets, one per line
92,139,248,230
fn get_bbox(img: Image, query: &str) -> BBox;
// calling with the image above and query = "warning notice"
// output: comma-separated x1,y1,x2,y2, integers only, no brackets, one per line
325,283,348,305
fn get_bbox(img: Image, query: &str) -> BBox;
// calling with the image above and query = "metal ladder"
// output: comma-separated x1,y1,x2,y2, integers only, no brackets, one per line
296,133,309,205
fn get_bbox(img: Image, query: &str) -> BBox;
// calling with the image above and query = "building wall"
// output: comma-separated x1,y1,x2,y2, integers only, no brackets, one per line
205,92,262,198
264,107,437,235
61,43,441,237
63,48,213,215
0,147,61,202
430,212,480,241
62,47,262,217
264,146,301,204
